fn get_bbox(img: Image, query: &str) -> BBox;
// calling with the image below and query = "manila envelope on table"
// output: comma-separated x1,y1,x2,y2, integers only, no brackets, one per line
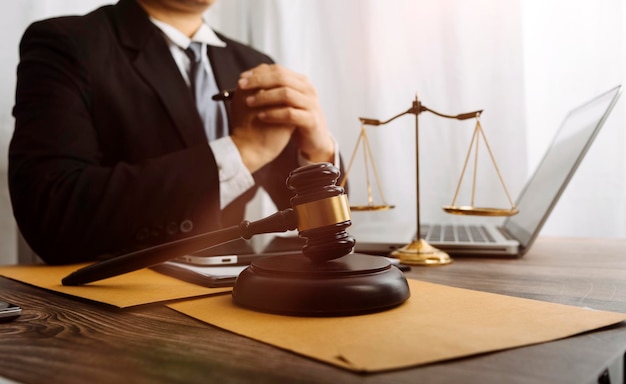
0,263,230,308
168,279,626,373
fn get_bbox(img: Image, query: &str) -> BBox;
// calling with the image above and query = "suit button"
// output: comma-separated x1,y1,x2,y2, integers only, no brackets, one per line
166,222,179,235
180,220,193,233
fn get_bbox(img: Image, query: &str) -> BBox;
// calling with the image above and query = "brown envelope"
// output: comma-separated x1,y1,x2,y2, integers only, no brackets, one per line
0,263,230,307
168,279,626,372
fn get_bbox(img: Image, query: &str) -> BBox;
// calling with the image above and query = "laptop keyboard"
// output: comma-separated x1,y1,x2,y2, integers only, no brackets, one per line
421,224,496,243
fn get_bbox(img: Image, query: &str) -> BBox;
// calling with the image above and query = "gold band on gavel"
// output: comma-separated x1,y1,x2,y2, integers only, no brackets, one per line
294,195,351,231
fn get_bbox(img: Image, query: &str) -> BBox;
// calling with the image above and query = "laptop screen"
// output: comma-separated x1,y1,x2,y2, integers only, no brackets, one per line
502,86,621,254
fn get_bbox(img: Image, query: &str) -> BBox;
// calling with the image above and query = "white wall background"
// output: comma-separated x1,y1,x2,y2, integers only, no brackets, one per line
1,0,624,264
210,0,626,237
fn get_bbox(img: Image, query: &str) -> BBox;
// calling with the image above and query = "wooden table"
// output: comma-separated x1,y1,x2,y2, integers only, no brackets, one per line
1,237,625,384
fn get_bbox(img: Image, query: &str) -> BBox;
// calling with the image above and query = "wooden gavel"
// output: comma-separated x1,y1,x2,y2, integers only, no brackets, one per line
62,163,355,286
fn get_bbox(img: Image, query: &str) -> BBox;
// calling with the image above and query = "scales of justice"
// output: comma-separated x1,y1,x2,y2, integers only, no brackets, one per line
342,94,519,266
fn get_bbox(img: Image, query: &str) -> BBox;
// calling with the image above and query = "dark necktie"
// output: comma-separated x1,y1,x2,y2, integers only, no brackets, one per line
185,42,226,141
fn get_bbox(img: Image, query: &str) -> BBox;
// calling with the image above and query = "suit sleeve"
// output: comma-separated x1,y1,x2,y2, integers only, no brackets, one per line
9,21,222,264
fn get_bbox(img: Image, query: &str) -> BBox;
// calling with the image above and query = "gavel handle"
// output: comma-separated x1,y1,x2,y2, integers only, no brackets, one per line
62,208,297,286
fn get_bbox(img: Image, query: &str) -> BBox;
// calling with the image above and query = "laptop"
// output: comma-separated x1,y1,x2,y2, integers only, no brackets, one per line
352,85,622,257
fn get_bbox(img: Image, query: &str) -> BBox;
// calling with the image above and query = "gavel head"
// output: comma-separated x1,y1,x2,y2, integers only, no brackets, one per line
287,163,355,262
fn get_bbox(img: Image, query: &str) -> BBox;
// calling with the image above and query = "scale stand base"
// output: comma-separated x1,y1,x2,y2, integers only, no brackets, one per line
391,239,453,266
232,253,410,317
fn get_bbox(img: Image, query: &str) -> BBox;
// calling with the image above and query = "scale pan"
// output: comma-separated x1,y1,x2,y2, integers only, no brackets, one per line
350,204,395,212
442,205,519,217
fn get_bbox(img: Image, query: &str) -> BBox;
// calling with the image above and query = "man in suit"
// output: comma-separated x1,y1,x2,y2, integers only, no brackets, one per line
9,0,338,264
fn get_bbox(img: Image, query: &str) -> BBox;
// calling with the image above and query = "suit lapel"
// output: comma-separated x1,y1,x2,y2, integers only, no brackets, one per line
133,42,206,146
112,0,206,147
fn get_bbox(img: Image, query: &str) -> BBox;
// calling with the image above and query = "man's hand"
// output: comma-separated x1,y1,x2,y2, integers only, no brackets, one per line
230,64,334,173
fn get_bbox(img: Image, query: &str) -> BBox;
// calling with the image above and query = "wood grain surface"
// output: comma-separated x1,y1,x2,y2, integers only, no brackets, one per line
1,237,625,384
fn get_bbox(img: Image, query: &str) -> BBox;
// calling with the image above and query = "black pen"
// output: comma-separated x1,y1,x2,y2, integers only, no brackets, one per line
212,88,236,101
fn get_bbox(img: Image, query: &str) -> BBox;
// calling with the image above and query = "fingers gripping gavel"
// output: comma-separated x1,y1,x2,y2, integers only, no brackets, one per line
62,163,354,285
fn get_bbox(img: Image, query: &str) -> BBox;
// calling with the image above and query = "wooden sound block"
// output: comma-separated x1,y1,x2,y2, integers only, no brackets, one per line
232,253,410,316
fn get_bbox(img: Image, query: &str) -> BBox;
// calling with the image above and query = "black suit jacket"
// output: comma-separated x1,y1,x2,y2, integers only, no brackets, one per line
9,0,304,264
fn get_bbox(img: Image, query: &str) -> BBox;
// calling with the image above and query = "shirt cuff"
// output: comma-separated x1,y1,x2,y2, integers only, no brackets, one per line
209,137,255,209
